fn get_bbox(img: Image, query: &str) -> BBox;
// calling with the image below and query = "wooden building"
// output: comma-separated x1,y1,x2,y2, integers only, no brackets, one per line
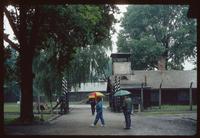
107,53,197,111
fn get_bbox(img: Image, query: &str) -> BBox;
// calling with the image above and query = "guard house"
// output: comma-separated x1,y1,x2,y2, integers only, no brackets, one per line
111,53,133,75
108,53,151,112
107,53,197,112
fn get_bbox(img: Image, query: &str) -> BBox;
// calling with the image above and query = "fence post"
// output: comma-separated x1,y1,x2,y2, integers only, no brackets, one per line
141,83,144,111
159,80,163,109
37,93,40,114
189,82,193,111
138,104,141,112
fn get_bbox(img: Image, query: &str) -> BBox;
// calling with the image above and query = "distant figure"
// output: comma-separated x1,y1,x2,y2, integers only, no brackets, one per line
60,95,67,114
122,95,133,129
53,95,66,114
89,98,96,115
53,96,61,110
63,91,69,113
91,97,105,127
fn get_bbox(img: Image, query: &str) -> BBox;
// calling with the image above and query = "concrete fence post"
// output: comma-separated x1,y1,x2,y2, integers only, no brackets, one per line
159,80,163,109
138,104,141,112
189,82,193,111
141,83,144,111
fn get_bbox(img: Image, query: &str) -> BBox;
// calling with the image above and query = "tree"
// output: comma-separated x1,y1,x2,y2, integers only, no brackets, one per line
1,3,4,134
33,37,63,102
117,5,197,70
4,46,20,100
3,4,117,123
64,39,112,88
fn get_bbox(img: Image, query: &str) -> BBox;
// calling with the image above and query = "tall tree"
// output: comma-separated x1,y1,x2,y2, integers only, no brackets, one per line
0,2,4,134
117,5,197,70
33,4,117,97
33,37,63,100
3,4,117,123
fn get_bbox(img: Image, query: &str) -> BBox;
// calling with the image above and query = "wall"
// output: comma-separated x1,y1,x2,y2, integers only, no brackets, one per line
113,62,131,75
150,88,197,105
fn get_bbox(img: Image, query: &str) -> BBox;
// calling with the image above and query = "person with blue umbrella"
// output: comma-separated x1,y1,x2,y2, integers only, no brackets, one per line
114,90,133,129
122,95,133,129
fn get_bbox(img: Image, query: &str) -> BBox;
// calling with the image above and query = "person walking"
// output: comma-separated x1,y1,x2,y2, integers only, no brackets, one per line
122,95,133,129
91,97,105,127
89,98,96,115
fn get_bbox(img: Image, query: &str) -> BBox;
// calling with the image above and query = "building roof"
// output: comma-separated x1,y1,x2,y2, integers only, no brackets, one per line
110,70,197,89
110,53,131,58
70,70,196,92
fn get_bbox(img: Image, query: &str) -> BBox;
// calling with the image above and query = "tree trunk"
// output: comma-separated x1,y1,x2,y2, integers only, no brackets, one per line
19,6,34,123
50,88,53,114
37,92,40,114
0,3,4,135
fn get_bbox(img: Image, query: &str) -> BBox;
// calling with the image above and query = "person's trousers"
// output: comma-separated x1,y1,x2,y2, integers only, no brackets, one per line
94,112,105,125
91,105,95,115
123,111,131,128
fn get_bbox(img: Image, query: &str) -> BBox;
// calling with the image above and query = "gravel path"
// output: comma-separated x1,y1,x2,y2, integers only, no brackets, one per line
5,104,197,135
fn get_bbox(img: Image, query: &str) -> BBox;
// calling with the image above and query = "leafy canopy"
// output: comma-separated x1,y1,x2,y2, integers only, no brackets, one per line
117,5,197,70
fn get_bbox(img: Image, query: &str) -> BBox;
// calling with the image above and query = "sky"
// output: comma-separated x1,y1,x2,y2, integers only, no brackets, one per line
3,5,196,70
111,5,128,53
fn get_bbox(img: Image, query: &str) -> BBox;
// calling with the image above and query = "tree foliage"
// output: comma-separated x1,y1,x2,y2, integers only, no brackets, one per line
64,39,112,88
4,46,20,98
32,5,117,98
117,5,197,70
3,4,118,121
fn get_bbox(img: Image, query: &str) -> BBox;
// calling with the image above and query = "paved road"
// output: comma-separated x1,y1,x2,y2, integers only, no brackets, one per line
5,104,197,135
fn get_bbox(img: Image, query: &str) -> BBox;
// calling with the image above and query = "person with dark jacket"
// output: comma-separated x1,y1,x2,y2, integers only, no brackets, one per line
122,95,133,129
91,97,105,127
89,98,96,115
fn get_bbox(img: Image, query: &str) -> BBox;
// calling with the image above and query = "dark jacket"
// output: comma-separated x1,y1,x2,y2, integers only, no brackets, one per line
122,97,132,113
90,99,96,106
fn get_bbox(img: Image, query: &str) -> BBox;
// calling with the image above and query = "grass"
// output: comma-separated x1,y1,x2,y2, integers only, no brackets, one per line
4,102,57,125
4,114,54,125
4,103,197,123
146,105,197,111
4,103,20,113
137,104,197,116
4,114,20,125
137,111,196,116
4,113,55,125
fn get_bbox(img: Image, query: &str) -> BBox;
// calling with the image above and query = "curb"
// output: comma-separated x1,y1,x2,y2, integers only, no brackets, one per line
47,114,62,122
182,117,197,121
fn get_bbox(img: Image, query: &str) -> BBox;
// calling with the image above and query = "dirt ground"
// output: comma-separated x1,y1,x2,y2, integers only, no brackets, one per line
5,104,197,136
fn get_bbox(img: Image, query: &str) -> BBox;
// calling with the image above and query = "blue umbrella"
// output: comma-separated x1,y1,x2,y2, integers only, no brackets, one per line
114,90,131,96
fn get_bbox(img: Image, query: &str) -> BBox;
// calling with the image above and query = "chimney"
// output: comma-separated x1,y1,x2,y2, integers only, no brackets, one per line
158,57,166,71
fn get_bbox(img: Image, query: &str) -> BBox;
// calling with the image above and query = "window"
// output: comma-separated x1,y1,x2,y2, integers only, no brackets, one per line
121,76,128,80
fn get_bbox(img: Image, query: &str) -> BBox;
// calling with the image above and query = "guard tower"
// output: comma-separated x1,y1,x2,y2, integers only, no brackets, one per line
111,53,133,75
109,53,134,112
